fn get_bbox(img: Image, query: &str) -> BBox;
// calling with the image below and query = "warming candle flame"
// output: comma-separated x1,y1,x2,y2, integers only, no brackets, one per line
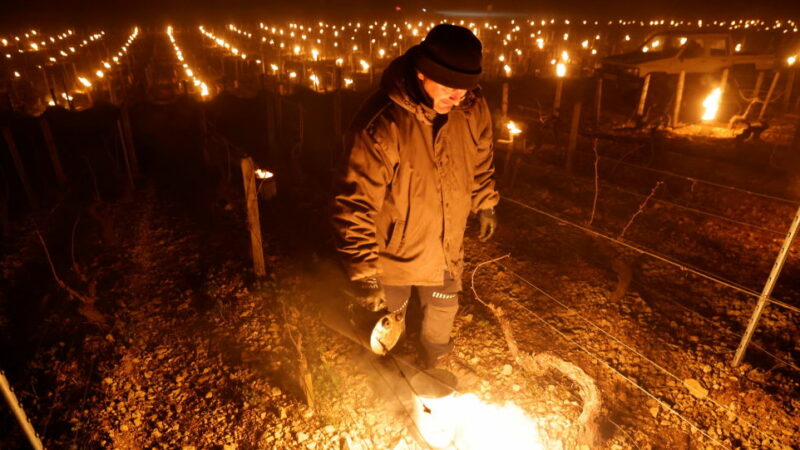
255,169,274,179
507,121,522,135
556,62,567,78
702,87,722,121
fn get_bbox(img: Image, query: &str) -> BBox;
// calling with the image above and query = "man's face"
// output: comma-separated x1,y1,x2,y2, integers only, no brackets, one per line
417,72,467,114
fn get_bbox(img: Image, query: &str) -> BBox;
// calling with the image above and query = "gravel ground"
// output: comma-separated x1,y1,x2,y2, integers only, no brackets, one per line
1,132,799,449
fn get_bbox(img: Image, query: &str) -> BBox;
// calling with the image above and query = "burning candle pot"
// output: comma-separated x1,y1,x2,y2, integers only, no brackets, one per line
409,369,459,449
408,369,546,449
255,168,277,200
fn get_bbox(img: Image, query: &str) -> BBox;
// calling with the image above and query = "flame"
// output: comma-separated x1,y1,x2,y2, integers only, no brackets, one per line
555,62,567,78
78,76,92,87
255,169,274,179
416,393,544,449
507,121,522,135
788,55,797,66
503,64,512,76
701,87,722,121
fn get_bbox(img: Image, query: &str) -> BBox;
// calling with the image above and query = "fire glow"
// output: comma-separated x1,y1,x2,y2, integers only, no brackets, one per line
701,87,722,121
415,392,544,449
255,169,274,179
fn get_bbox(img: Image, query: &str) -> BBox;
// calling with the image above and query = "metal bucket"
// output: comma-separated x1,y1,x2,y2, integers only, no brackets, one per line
347,305,405,355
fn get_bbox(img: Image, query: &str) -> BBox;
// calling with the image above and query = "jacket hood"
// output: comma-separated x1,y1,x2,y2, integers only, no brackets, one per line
380,48,480,125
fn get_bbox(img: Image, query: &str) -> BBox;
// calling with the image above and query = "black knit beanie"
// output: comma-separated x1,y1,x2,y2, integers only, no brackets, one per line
411,24,482,90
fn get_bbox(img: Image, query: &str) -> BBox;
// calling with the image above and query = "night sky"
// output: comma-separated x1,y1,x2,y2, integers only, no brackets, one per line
2,0,799,29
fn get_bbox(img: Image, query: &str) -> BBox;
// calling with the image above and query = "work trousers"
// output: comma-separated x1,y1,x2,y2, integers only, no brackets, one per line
383,272,459,361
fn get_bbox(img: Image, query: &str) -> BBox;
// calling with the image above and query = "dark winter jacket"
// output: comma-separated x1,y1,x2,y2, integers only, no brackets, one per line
332,51,499,289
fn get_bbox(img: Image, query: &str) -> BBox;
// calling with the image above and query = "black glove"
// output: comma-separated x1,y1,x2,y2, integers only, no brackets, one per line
348,277,387,312
478,208,497,241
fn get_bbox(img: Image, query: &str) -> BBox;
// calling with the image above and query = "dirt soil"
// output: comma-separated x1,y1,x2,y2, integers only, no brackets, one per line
2,134,799,449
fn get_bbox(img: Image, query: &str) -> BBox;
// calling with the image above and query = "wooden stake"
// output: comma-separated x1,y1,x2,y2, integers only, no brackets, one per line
672,70,686,127
636,73,651,118
567,102,582,173
501,82,509,120
60,66,74,111
0,370,43,450
733,204,800,366
240,157,267,278
752,71,765,101
719,67,730,104
553,78,564,115
594,76,603,130
38,118,67,186
41,67,52,105
758,71,781,121
2,127,38,209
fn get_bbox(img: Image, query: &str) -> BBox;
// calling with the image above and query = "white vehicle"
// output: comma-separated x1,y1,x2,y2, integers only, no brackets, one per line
600,30,775,78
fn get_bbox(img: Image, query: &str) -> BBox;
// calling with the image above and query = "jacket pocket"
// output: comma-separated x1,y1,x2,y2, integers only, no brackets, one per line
384,220,405,253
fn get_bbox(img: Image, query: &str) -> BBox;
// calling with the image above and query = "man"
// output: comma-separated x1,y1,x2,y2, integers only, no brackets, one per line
332,24,499,369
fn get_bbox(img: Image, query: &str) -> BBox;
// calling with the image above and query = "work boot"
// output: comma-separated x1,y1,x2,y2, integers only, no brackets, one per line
420,348,479,389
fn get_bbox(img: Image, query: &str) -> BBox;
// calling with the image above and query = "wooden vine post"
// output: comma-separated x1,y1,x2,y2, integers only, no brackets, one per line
2,127,38,209
553,77,564,116
636,73,652,119
38,118,67,186
594,76,603,130
240,156,267,278
566,102,582,174
672,70,686,127
758,71,780,121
